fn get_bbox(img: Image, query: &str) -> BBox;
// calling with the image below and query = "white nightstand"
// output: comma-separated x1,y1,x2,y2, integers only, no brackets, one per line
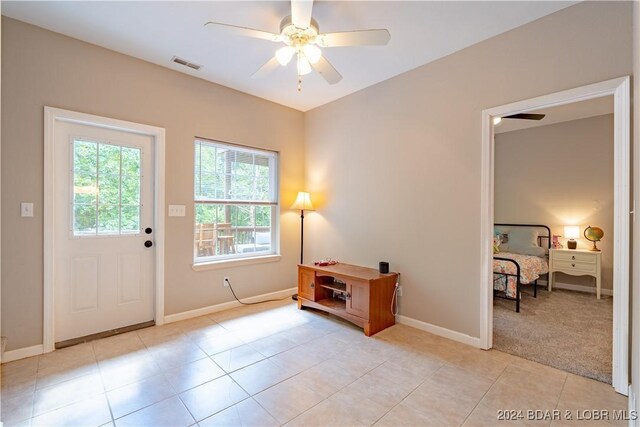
549,248,602,299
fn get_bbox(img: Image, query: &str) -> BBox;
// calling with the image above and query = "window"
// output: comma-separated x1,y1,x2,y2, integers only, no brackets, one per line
194,139,278,263
72,139,141,236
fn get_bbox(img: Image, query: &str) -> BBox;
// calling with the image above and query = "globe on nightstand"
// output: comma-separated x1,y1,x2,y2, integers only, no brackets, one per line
584,226,604,252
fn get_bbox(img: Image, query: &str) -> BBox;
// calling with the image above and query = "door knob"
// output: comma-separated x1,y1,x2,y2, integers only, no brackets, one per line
145,227,153,234
144,240,153,248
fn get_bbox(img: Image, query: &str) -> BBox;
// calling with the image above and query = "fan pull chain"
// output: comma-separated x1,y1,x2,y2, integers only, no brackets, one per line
297,76,302,92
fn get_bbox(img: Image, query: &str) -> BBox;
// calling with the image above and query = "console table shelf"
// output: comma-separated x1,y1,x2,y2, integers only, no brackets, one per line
319,281,347,294
297,263,398,336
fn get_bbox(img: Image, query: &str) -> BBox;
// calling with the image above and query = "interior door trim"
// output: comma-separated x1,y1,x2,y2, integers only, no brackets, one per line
43,106,166,353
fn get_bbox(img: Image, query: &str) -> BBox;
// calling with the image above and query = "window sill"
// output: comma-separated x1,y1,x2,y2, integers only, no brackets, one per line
192,254,282,271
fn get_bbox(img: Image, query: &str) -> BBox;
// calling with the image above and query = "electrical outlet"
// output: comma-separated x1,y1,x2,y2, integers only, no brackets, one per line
223,277,230,287
397,286,403,297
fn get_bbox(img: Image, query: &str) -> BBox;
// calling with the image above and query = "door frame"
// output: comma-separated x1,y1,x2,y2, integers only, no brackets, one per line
43,107,166,353
479,76,631,395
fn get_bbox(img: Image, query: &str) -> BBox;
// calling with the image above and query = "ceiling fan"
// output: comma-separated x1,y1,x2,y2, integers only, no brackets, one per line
494,113,546,125
205,0,391,91
504,113,546,120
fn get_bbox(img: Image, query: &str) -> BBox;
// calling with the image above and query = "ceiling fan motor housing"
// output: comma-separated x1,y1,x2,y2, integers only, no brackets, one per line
280,15,319,46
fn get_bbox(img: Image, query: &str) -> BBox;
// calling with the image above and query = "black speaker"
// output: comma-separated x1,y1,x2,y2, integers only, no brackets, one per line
379,262,389,274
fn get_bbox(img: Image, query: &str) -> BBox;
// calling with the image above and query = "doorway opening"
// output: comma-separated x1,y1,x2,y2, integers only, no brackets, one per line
479,77,630,395
492,97,614,383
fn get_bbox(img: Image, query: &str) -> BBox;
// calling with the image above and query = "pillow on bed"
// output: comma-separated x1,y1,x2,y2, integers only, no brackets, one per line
504,228,545,257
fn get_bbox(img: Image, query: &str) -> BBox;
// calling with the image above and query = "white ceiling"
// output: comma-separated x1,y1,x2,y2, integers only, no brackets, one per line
2,1,576,112
495,96,614,134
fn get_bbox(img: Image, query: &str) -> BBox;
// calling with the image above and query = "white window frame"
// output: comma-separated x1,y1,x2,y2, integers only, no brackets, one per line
193,138,280,267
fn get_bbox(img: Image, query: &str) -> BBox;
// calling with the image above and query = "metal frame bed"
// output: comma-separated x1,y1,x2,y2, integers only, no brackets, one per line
493,223,551,312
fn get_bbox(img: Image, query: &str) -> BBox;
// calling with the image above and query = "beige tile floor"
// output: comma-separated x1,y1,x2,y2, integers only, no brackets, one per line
0,300,628,426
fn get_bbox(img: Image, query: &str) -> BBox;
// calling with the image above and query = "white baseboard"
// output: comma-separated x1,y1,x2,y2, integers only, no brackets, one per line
2,344,44,363
537,280,613,296
396,315,481,348
164,287,297,324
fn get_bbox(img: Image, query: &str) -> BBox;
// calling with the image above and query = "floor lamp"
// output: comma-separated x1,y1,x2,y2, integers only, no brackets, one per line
291,191,314,300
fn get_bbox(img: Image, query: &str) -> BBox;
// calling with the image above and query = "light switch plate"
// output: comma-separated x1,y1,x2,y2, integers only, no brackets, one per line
21,202,34,217
168,205,186,217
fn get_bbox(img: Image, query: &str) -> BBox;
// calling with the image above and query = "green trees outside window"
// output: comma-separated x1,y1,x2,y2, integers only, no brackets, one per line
73,139,141,236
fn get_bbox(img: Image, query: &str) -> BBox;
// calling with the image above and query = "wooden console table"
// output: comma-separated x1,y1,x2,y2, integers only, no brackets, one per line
297,263,398,336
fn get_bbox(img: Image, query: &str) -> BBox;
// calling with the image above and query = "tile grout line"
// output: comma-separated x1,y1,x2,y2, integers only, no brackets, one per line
91,341,117,426
262,341,386,425
28,344,107,424
111,313,339,425
553,374,570,411
9,303,617,427
458,359,510,426
170,324,351,423
367,361,447,426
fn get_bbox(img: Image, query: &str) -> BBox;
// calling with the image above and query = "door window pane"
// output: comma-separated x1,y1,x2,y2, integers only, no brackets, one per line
72,139,142,236
74,204,97,235
121,206,140,234
98,204,120,234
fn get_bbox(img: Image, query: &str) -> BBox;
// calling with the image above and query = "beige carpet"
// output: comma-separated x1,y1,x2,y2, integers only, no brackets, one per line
493,287,612,383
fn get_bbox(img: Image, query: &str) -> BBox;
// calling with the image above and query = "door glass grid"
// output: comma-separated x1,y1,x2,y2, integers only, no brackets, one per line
72,139,141,236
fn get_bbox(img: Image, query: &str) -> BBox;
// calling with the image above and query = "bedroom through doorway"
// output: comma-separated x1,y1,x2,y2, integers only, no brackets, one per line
479,76,631,395
491,96,614,384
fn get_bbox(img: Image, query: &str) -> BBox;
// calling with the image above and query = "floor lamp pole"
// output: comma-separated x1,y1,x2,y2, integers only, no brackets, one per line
292,209,304,302
300,209,304,265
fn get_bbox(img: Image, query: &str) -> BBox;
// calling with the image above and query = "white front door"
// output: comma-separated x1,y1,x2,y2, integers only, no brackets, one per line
53,121,155,343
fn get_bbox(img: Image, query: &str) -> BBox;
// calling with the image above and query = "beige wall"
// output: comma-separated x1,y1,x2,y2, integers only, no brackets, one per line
495,114,614,290
304,1,632,338
1,17,305,351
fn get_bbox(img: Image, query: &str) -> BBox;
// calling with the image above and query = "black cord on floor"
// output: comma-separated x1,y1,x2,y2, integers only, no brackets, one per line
225,278,293,305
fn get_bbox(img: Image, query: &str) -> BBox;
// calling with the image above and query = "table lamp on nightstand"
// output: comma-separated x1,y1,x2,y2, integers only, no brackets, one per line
564,225,580,249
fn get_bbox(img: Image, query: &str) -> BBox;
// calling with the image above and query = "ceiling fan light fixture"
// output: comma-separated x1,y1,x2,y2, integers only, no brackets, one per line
302,44,321,64
205,1,387,89
276,46,296,66
297,54,312,75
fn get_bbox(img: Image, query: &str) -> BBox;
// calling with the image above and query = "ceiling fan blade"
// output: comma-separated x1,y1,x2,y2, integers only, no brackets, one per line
503,113,546,120
312,56,342,84
316,29,391,47
291,0,313,29
205,22,281,42
251,56,281,79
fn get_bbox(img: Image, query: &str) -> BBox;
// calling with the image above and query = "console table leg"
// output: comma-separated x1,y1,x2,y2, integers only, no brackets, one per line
364,323,372,337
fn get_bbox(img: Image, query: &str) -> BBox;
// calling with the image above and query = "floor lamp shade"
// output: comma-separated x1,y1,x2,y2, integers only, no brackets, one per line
291,192,315,211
